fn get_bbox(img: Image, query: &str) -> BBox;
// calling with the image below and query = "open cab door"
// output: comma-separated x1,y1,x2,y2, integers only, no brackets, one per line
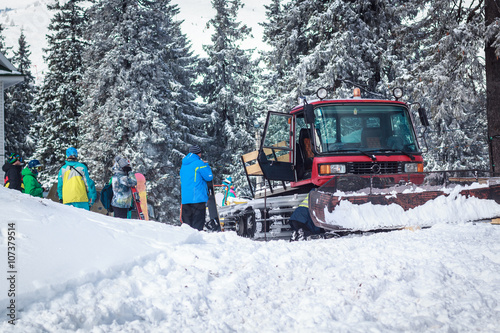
257,111,295,182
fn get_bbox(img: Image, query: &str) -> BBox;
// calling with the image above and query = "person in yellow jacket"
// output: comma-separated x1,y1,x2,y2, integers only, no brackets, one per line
57,147,95,210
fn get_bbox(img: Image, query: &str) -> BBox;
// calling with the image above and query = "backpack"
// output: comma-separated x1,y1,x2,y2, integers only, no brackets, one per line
100,182,114,213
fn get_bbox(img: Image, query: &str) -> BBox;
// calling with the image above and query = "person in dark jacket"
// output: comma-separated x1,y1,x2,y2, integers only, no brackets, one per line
22,159,44,198
180,145,213,231
2,153,24,191
288,193,323,241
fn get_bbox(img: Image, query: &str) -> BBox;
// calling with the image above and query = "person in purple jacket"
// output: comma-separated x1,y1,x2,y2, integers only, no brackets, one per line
180,145,213,231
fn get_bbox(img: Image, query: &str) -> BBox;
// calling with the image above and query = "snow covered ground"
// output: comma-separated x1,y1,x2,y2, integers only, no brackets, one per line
1,186,500,332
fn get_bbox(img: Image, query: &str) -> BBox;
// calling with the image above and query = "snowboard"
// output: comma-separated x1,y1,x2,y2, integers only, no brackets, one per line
133,173,149,220
206,181,221,231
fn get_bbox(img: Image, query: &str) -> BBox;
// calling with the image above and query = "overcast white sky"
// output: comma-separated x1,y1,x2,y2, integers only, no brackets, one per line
0,0,271,81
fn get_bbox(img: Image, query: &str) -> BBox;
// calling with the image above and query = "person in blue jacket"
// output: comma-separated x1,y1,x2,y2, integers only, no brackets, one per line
180,145,213,231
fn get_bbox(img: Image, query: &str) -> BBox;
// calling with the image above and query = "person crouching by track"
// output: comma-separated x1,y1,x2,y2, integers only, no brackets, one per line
180,145,213,231
289,193,324,241
58,147,95,210
111,156,137,219
22,159,44,198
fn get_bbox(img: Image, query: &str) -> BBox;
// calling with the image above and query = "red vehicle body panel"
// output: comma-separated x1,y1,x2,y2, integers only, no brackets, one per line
291,154,424,188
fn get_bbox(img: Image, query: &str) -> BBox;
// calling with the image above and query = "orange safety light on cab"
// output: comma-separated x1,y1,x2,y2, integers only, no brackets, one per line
353,88,361,98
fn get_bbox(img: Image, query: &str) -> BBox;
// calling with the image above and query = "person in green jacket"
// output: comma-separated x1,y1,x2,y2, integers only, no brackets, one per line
22,159,44,198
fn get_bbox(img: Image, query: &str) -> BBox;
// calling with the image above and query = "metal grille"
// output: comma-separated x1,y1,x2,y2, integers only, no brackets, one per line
347,162,401,174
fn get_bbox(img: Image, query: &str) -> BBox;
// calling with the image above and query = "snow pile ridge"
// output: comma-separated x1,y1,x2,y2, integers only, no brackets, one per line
2,187,500,332
322,184,500,230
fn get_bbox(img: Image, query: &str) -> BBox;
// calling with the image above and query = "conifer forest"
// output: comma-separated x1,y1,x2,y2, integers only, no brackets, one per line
2,0,500,223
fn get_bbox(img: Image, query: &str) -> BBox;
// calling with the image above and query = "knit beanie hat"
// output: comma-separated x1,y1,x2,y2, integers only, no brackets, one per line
7,153,23,164
66,147,78,159
189,145,202,154
114,155,130,169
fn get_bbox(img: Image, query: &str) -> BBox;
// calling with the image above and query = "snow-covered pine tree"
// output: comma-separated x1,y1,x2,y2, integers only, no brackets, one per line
79,0,203,223
261,0,333,109
4,31,36,159
397,1,489,170
31,0,87,181
198,0,259,193
0,24,12,55
260,0,300,111
268,0,420,104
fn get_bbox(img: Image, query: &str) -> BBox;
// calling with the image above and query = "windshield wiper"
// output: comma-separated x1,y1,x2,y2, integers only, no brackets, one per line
331,149,377,161
359,150,377,161
372,149,415,161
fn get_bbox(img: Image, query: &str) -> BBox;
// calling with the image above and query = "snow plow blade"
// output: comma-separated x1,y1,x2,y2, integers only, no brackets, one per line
309,171,500,232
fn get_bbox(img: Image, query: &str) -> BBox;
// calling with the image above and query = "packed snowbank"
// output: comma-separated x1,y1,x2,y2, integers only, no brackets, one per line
321,184,500,231
1,186,500,332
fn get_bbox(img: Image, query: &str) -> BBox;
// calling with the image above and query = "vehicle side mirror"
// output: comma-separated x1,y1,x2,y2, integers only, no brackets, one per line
418,107,430,127
304,104,315,124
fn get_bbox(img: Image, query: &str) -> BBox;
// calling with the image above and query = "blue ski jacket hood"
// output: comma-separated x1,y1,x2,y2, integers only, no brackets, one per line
180,153,213,204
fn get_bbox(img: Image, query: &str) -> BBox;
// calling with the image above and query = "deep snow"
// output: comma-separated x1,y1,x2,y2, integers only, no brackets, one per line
318,182,500,231
1,186,500,332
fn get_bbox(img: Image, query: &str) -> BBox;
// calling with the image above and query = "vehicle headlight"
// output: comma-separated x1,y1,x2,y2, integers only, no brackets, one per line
404,163,423,173
319,164,346,175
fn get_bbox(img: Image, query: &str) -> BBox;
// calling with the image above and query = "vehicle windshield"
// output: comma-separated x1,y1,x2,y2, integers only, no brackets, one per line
312,104,419,153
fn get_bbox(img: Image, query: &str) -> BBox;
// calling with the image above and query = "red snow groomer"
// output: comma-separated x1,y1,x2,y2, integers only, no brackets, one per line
218,88,500,239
